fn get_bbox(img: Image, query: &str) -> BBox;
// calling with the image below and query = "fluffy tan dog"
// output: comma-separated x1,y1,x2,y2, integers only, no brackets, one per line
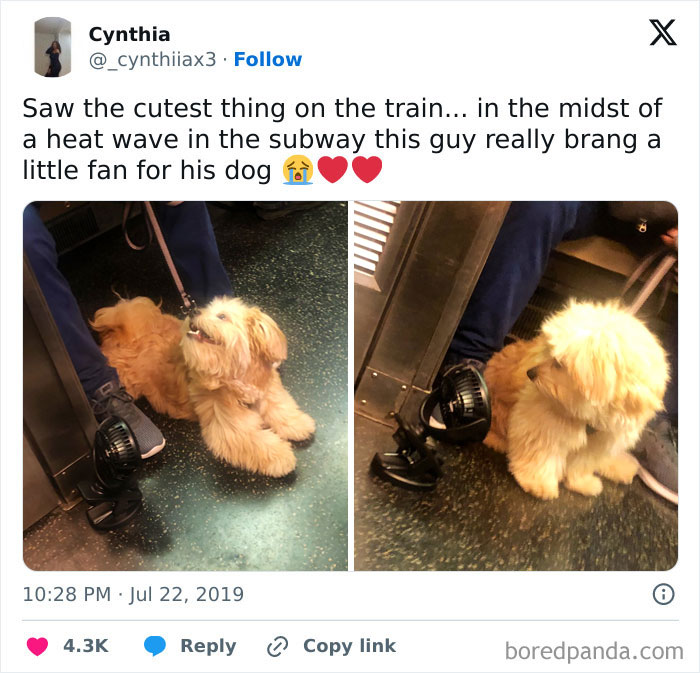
91,296,315,477
484,301,668,499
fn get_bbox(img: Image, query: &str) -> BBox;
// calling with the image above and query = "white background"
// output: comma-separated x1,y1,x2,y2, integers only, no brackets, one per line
1,1,699,672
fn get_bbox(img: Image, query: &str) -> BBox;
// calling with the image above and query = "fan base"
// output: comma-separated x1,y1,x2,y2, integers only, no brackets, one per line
79,479,143,531
370,415,443,491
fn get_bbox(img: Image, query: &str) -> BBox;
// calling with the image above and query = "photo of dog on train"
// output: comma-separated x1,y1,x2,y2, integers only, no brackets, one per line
355,201,678,571
92,296,315,477
24,201,347,572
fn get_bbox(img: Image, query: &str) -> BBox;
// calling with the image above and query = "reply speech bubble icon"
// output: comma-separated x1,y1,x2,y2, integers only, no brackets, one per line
144,635,166,656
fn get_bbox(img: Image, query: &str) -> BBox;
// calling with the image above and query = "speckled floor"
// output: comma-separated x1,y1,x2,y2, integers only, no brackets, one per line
24,202,348,571
355,415,677,571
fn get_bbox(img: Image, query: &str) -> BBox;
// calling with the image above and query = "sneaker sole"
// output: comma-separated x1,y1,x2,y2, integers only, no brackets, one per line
140,438,166,460
637,465,678,505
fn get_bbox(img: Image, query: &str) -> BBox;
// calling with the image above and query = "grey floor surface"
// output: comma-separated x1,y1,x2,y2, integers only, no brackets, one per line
355,414,677,571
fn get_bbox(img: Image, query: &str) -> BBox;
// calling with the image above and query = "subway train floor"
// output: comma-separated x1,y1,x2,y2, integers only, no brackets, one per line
24,202,348,571
354,415,677,571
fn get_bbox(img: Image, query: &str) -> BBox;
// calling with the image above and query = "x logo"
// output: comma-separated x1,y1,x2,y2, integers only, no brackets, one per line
650,19,677,46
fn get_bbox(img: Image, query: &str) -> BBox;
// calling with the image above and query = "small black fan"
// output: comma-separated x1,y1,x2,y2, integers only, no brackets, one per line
440,364,489,426
422,363,491,445
78,416,143,530
371,363,491,491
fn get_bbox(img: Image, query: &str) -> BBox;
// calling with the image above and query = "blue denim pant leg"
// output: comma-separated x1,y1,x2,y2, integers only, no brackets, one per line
24,203,119,398
447,201,604,363
664,318,678,417
153,202,233,306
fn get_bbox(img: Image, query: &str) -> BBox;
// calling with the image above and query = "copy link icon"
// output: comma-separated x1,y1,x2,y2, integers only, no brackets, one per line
267,636,289,657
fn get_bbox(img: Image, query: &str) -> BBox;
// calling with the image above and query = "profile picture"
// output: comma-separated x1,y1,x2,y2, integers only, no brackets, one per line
34,17,71,77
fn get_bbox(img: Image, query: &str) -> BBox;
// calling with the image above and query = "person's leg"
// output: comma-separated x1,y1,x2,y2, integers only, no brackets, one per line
153,202,232,305
446,201,604,364
24,204,164,458
23,203,118,398
634,316,678,502
663,317,678,419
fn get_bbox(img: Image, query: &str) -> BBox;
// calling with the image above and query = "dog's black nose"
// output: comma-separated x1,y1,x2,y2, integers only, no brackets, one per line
527,367,537,381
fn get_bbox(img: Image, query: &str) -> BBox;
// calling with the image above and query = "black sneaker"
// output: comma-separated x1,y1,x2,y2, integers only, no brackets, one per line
429,358,486,430
634,415,678,504
91,381,165,459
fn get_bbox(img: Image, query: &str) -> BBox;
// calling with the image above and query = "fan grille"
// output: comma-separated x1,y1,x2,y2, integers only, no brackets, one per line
440,366,489,428
94,418,140,489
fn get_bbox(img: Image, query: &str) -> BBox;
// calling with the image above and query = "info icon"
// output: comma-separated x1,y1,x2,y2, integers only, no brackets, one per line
652,583,675,605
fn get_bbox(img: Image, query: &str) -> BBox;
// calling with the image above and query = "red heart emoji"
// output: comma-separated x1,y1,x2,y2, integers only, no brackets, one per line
352,156,382,183
27,637,48,656
317,156,348,183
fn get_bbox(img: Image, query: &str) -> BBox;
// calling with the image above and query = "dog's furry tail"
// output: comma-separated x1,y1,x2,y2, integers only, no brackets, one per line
90,304,122,336
90,296,167,343
108,286,164,309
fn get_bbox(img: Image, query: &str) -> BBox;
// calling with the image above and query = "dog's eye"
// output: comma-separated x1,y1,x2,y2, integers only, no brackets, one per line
217,313,227,321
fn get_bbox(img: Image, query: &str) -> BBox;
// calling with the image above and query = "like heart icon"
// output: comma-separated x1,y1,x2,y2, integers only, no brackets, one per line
317,156,348,183
352,156,382,183
27,637,48,656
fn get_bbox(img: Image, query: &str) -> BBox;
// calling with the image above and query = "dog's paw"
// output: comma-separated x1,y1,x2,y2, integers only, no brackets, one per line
514,473,559,500
276,412,316,442
598,452,639,484
565,473,603,497
260,441,297,477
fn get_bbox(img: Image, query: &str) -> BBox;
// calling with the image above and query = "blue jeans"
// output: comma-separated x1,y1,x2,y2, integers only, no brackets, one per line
151,202,232,307
24,202,232,399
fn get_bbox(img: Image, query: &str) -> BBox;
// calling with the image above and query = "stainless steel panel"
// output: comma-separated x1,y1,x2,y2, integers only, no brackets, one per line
354,368,411,427
354,202,429,382
23,435,59,530
355,202,509,422
23,257,96,503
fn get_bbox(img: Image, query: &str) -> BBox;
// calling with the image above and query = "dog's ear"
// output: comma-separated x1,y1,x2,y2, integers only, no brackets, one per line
567,353,618,407
570,345,667,415
621,383,665,418
617,360,668,418
247,309,287,363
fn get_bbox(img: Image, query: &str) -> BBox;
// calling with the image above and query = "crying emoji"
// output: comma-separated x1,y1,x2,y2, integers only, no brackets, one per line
283,155,313,185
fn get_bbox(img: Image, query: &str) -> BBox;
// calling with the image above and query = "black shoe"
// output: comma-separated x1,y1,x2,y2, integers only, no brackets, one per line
634,415,678,504
91,381,165,459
